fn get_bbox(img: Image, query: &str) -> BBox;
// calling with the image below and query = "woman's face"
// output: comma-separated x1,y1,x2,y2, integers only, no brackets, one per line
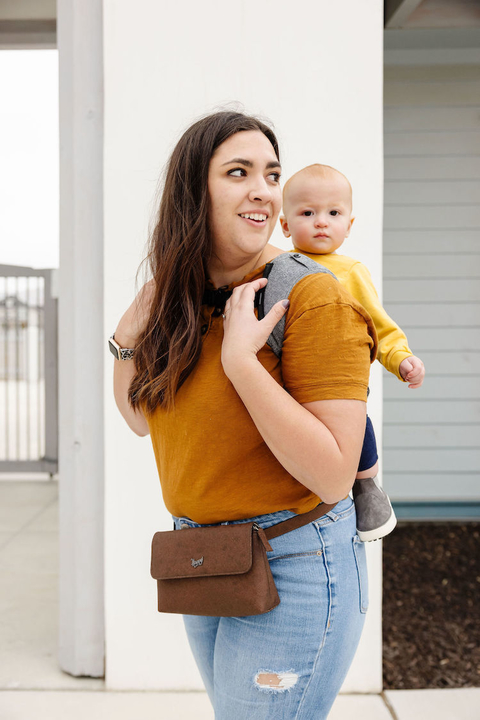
207,130,282,269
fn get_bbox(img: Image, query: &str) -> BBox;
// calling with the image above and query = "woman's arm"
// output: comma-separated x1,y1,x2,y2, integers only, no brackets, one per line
112,281,155,437
221,278,368,504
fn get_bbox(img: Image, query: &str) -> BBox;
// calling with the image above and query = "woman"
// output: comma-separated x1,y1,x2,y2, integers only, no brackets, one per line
112,111,376,719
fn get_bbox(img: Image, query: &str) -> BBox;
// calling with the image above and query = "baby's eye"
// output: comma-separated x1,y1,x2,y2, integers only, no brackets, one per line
303,211,314,217
228,168,247,177
330,210,340,216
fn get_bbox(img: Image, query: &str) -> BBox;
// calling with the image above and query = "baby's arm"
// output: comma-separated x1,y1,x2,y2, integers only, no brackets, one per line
345,262,425,386
399,355,425,389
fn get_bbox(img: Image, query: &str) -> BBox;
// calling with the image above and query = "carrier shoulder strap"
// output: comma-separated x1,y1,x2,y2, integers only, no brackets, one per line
255,252,337,359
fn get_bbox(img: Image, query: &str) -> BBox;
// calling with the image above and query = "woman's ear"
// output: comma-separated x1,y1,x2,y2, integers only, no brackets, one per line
280,216,291,238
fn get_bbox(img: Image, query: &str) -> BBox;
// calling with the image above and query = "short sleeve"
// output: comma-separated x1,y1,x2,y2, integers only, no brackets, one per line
281,274,377,404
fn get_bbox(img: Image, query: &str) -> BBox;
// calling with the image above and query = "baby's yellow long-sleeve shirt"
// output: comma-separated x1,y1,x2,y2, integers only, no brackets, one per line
294,250,412,381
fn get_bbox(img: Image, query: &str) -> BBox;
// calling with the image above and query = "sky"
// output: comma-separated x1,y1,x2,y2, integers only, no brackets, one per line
0,50,59,269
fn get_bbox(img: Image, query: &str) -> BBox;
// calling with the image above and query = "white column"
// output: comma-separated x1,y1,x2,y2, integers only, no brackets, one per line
103,0,384,691
57,0,105,677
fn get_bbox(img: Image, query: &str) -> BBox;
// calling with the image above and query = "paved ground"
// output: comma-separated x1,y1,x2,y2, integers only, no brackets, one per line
1,480,479,719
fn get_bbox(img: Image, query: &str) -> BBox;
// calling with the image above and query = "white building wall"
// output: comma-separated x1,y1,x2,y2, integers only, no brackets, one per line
103,0,384,691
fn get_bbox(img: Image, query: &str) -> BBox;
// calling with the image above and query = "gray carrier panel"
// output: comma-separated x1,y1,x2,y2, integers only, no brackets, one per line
263,252,337,358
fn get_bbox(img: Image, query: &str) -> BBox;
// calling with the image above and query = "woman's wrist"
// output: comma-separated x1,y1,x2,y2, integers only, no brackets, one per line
113,326,138,348
222,352,260,383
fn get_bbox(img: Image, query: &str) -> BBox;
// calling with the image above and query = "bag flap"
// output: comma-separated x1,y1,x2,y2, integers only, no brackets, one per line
150,522,255,580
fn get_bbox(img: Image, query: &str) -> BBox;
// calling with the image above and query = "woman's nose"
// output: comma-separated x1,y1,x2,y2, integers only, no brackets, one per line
248,177,272,203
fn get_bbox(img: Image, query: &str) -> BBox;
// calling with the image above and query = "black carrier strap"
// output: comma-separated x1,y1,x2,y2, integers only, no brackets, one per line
255,253,337,358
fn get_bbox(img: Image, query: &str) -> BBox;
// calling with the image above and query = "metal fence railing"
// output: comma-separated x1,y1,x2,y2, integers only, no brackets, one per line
0,264,58,474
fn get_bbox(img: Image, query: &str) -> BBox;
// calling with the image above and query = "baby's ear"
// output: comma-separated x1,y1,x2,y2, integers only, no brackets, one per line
345,216,355,238
280,216,291,237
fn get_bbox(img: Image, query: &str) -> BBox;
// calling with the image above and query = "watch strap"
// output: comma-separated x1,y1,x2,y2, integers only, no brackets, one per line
109,334,135,360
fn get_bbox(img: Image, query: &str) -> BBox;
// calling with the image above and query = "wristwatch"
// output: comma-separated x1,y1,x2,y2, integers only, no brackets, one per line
108,333,135,361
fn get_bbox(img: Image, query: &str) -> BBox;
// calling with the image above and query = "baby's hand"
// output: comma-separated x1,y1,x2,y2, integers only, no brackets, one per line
399,355,425,389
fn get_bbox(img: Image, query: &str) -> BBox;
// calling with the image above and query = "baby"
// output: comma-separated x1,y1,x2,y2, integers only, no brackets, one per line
280,164,425,542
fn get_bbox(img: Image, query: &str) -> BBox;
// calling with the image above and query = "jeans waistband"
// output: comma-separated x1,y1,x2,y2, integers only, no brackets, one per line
173,496,353,531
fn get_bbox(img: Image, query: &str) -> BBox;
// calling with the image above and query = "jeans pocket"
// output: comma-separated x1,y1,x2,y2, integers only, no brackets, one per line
352,535,369,613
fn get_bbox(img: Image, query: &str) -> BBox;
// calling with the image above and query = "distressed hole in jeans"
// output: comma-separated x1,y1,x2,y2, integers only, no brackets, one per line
254,670,298,693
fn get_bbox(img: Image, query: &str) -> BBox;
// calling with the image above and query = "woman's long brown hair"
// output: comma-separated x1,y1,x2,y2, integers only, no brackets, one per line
128,111,280,414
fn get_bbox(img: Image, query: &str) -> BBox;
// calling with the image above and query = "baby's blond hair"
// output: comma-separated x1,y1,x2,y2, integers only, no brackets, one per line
283,164,352,211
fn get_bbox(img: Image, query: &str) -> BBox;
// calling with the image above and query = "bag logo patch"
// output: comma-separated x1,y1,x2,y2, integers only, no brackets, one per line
191,557,204,568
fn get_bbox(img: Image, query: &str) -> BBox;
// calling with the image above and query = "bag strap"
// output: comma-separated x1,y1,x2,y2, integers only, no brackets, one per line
263,501,339,540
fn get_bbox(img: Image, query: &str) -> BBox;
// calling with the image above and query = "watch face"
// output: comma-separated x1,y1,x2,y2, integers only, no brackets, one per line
108,338,120,359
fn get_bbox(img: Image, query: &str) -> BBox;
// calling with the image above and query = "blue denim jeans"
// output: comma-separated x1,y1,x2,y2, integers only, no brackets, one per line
173,496,368,719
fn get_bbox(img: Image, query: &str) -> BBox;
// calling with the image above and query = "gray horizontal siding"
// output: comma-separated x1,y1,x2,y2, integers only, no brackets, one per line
384,253,480,276
384,205,480,230
383,302,479,326
397,351,479,376
384,399,480,424
382,474,480,501
384,424,480,448
384,81,480,106
385,181,480,205
385,156,480,180
384,278,480,302
384,230,479,253
384,106,480,132
385,131,480,156
383,63,480,503
384,374,480,400
385,448,480,473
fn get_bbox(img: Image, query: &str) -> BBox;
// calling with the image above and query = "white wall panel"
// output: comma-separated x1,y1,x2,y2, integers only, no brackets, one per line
104,0,384,695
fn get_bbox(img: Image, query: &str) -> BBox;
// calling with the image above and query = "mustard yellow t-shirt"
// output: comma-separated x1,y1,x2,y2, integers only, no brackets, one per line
144,262,377,524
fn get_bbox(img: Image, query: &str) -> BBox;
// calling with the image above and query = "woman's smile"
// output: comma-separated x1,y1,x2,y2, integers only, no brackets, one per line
238,211,269,226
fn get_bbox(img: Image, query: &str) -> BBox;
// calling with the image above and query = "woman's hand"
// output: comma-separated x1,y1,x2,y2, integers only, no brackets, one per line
221,277,289,378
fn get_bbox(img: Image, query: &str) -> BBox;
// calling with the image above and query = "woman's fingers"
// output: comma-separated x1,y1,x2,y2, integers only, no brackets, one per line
226,277,268,310
259,299,290,334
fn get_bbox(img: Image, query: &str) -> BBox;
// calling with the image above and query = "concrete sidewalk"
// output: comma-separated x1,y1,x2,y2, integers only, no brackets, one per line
1,480,479,719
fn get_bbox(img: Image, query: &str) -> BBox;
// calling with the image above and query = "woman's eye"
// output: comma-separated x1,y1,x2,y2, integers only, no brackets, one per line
267,172,281,183
228,168,247,177
330,210,340,216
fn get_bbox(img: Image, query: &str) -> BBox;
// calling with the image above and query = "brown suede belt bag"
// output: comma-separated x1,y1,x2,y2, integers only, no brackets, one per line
150,501,337,617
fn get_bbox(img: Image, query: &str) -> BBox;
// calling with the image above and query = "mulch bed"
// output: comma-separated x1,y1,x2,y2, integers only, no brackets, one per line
382,522,480,689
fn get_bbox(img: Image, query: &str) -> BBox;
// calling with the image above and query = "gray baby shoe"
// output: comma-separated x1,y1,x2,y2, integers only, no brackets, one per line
352,476,397,542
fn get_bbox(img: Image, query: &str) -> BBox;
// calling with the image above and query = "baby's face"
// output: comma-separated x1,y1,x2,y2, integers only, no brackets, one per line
281,173,353,255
